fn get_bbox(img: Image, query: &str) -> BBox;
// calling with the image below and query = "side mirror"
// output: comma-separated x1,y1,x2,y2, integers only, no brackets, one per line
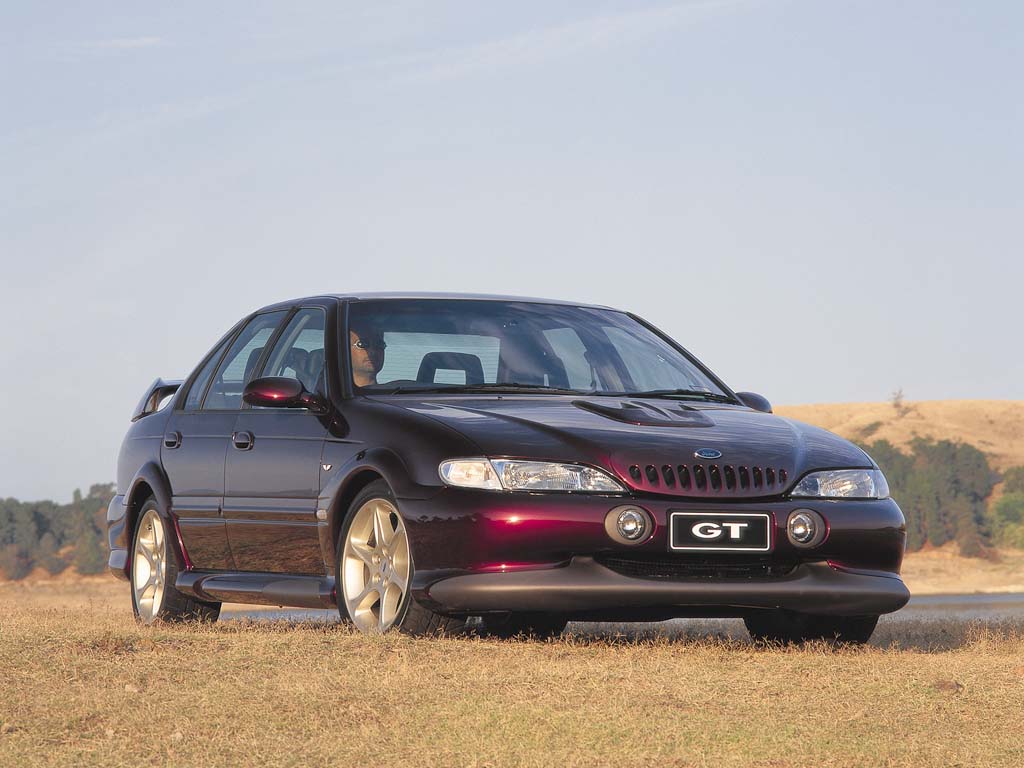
243,377,329,414
735,391,772,414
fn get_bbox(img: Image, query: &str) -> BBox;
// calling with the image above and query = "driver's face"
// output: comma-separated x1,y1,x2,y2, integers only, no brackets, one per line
350,330,385,387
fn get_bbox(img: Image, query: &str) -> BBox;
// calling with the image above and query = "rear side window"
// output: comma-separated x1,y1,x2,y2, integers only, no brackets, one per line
203,311,288,410
260,308,327,394
182,337,231,411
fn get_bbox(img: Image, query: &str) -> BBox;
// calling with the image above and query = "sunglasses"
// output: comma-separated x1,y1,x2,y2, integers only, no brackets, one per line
352,339,387,350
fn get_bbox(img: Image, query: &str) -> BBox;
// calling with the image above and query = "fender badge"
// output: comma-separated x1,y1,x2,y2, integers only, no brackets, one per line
694,449,722,460
321,463,332,471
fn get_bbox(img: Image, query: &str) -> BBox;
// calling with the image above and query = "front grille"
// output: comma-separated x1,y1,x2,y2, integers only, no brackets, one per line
624,462,788,498
596,553,796,582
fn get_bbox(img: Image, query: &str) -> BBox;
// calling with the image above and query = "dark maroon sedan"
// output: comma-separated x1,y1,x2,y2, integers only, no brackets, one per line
108,293,908,643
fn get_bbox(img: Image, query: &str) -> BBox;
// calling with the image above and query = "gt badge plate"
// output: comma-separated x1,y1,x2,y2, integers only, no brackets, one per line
668,511,772,552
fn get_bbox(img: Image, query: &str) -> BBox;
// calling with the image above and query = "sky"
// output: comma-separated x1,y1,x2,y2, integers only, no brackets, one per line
1,0,1021,501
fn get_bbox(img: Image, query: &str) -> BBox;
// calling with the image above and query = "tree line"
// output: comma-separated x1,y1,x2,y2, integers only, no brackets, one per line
862,438,1021,557
0,483,111,579
2,449,1024,579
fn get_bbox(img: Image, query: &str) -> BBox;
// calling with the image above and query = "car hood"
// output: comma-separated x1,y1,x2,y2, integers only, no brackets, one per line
383,395,872,499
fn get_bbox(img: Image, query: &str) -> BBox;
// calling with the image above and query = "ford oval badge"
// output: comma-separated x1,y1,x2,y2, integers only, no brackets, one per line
695,448,722,460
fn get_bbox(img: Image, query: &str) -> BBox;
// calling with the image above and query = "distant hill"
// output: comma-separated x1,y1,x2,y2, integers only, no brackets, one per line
775,400,1024,472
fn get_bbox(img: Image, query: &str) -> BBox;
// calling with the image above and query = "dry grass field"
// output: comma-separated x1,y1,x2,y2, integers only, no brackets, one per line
4,402,1023,766
2,580,1024,768
775,399,1024,472
902,545,1024,594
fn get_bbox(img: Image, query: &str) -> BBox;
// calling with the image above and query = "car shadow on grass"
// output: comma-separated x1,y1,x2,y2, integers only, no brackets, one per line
558,616,1024,652
215,609,1024,652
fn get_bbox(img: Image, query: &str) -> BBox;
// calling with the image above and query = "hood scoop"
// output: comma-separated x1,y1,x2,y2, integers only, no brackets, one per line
572,399,715,428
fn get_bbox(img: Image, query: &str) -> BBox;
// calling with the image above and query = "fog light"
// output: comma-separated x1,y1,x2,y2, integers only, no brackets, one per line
605,505,652,545
790,513,815,542
617,509,646,540
786,509,826,548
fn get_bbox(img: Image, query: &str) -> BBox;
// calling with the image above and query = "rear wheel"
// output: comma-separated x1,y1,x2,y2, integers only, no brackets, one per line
480,613,568,639
131,500,220,624
744,611,878,645
337,480,466,636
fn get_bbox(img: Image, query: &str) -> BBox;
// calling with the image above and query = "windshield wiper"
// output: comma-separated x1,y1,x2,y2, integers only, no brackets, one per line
465,382,588,394
616,389,738,403
375,382,588,395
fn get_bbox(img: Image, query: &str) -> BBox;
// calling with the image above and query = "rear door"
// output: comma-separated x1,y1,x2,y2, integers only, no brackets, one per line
163,311,288,570
224,307,329,574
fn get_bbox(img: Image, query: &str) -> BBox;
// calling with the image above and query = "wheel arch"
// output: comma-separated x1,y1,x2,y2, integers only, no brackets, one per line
322,446,426,566
120,463,187,573
126,462,172,522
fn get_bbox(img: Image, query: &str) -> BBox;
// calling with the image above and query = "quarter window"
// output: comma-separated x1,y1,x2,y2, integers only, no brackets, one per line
203,311,288,410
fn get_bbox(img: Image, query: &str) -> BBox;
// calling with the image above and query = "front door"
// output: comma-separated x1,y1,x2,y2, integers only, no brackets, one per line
164,310,289,570
224,307,329,574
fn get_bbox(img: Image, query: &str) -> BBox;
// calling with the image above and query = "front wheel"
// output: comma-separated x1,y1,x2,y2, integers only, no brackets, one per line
337,480,466,636
131,500,220,624
744,611,878,645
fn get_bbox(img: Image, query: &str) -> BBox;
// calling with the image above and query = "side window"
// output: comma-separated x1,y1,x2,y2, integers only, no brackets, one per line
182,337,231,411
260,308,327,394
203,311,288,410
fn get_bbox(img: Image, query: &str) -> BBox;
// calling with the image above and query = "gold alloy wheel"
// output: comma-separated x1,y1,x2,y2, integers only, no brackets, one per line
132,509,167,624
341,498,411,633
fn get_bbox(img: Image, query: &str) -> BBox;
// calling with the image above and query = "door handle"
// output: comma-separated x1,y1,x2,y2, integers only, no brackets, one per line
232,430,254,451
164,431,182,449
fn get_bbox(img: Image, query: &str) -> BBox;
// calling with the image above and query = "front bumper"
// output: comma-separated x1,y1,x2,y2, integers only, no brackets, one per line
401,488,908,619
401,489,907,574
426,557,910,620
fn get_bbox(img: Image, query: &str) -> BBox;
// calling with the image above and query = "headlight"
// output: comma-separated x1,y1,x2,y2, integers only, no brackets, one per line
790,469,890,499
438,459,502,490
439,458,626,493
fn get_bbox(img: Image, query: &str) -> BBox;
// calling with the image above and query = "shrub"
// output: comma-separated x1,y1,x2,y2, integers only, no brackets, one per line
1002,467,1024,494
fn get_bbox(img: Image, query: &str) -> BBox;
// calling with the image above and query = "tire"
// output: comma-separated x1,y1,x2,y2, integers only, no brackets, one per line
336,480,466,636
480,613,568,640
744,611,878,645
130,499,221,624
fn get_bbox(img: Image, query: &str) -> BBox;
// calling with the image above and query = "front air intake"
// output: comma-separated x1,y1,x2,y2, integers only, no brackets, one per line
623,462,789,498
596,553,797,581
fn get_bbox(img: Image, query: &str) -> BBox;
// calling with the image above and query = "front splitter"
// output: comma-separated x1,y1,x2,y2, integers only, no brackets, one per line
426,556,910,618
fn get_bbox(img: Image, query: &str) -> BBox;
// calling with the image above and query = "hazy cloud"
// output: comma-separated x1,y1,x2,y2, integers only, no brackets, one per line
396,0,750,83
85,36,163,50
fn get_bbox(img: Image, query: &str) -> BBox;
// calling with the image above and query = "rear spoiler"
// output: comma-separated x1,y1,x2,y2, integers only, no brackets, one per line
131,378,183,422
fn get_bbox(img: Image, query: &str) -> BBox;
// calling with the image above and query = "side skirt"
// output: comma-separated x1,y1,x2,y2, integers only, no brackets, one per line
176,571,336,609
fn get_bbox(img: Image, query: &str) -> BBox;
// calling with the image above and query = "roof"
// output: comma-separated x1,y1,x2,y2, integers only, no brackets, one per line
339,291,613,308
257,292,617,313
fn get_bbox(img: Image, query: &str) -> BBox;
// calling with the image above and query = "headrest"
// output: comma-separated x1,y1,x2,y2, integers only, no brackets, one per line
416,351,485,385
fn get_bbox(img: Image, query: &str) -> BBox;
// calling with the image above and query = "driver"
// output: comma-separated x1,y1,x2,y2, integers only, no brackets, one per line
350,324,387,387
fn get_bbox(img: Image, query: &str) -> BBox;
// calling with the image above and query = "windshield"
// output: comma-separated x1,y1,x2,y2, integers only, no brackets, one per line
346,299,734,400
